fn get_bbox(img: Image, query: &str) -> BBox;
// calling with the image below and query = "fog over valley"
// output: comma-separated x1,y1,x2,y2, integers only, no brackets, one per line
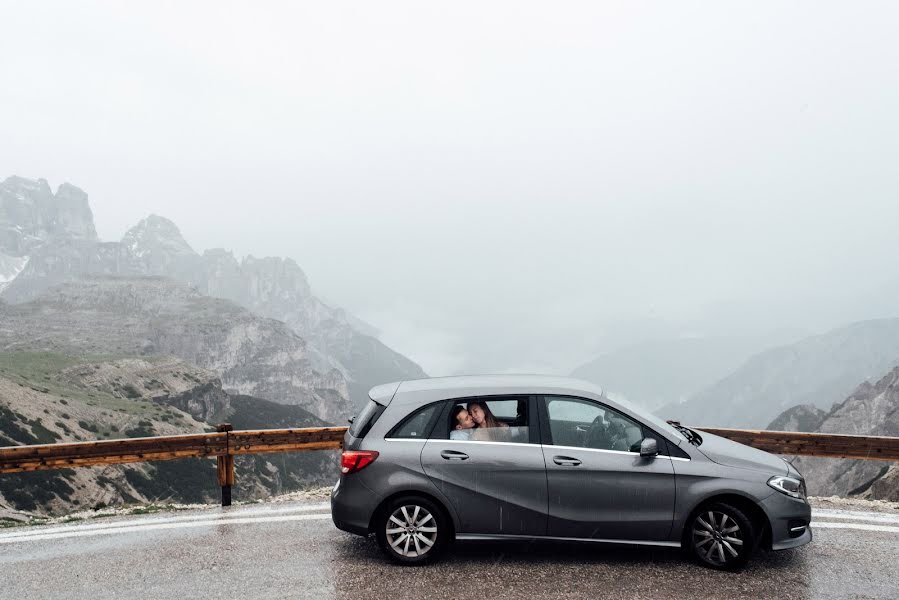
3,2,899,423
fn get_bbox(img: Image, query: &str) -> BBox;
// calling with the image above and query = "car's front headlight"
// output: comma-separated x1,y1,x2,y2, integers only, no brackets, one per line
768,475,806,499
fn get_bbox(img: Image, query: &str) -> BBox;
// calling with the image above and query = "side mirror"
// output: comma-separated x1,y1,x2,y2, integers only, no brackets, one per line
639,438,659,458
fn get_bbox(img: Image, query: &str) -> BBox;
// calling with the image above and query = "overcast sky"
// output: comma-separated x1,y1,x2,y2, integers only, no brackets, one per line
2,1,898,375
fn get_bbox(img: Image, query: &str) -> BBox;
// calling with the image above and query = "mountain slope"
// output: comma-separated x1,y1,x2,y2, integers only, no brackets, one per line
0,352,335,516
779,367,899,501
571,337,760,411
661,319,899,428
0,276,352,423
1,176,97,294
766,404,826,432
193,247,426,407
1,176,426,409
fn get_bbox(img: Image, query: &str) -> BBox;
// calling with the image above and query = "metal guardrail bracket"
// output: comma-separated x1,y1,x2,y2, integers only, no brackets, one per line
216,423,235,507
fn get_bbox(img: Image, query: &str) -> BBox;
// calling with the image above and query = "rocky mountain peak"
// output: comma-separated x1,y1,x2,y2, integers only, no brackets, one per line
120,215,203,285
241,255,312,300
53,182,91,209
1,176,98,252
1,174,427,413
783,365,899,501
122,214,195,258
767,404,826,432
2,175,53,195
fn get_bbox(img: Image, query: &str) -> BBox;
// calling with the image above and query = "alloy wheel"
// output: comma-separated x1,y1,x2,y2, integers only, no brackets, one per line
385,504,438,558
692,510,744,566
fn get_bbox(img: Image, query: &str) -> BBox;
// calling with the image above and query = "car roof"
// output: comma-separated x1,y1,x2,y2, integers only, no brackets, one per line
372,374,605,406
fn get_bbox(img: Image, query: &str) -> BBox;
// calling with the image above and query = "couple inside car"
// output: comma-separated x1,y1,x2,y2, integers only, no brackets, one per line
450,401,511,441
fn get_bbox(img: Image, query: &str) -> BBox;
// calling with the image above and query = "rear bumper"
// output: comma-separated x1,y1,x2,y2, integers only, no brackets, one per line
761,492,813,550
330,476,376,536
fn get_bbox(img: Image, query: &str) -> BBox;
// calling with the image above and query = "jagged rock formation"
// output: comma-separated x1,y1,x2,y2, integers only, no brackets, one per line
123,217,426,407
0,176,426,411
0,353,333,516
767,404,827,433
0,176,97,248
774,367,899,501
0,177,96,293
661,320,899,428
0,277,352,424
121,215,204,283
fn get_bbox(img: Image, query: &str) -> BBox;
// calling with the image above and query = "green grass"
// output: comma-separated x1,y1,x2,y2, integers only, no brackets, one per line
28,419,61,444
0,517,23,529
0,352,204,455
0,352,164,418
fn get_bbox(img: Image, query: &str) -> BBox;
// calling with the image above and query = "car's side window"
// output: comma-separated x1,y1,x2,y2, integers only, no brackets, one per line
387,403,441,439
544,396,646,453
443,396,532,443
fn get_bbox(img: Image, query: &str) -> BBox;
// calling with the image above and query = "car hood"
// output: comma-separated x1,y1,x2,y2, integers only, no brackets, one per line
695,431,788,475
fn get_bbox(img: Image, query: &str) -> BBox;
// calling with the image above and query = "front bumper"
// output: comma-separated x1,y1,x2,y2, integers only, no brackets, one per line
761,491,813,550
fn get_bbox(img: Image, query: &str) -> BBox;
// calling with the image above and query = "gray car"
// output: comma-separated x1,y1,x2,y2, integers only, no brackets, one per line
331,375,811,570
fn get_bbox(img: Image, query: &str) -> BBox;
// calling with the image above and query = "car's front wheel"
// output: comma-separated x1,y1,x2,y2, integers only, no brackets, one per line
688,502,756,570
375,495,448,565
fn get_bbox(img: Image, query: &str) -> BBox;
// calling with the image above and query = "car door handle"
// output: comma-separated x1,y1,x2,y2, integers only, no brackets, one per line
553,456,582,466
440,450,469,461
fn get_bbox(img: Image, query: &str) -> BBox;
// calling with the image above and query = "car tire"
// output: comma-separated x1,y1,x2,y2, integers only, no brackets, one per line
687,502,756,571
375,495,449,565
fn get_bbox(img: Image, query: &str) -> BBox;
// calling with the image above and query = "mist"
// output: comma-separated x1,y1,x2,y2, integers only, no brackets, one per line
2,1,898,375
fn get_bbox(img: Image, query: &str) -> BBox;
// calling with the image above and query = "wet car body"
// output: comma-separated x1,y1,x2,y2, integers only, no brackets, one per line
331,375,812,568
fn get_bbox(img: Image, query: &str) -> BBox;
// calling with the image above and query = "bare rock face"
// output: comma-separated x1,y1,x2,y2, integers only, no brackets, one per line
58,357,232,423
197,251,426,408
0,276,353,424
1,176,98,295
121,215,204,284
784,367,899,501
0,176,97,249
2,238,128,302
0,176,427,412
767,404,827,432
666,319,899,428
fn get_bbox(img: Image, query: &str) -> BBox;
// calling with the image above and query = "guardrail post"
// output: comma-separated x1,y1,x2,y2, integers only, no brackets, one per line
216,423,235,507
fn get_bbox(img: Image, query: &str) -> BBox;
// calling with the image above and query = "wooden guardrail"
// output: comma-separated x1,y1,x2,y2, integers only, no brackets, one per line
695,427,899,461
1,425,897,506
0,424,346,506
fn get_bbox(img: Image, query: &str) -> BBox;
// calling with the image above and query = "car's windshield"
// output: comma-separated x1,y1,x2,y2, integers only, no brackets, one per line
598,392,693,446
667,422,703,446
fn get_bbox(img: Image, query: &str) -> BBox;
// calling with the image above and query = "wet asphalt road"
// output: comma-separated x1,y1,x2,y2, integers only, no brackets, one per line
1,499,898,600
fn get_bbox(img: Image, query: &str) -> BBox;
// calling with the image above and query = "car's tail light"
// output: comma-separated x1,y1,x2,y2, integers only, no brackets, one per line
341,450,379,474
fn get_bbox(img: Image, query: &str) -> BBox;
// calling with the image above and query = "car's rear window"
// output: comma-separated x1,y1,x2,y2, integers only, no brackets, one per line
348,400,385,439
387,402,442,439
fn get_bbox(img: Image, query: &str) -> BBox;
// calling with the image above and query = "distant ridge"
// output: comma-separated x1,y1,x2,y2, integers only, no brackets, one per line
661,319,899,428
776,366,899,501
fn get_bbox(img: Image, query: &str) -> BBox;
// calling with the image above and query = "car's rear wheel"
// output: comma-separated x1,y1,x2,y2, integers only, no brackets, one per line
688,502,756,570
375,495,448,565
